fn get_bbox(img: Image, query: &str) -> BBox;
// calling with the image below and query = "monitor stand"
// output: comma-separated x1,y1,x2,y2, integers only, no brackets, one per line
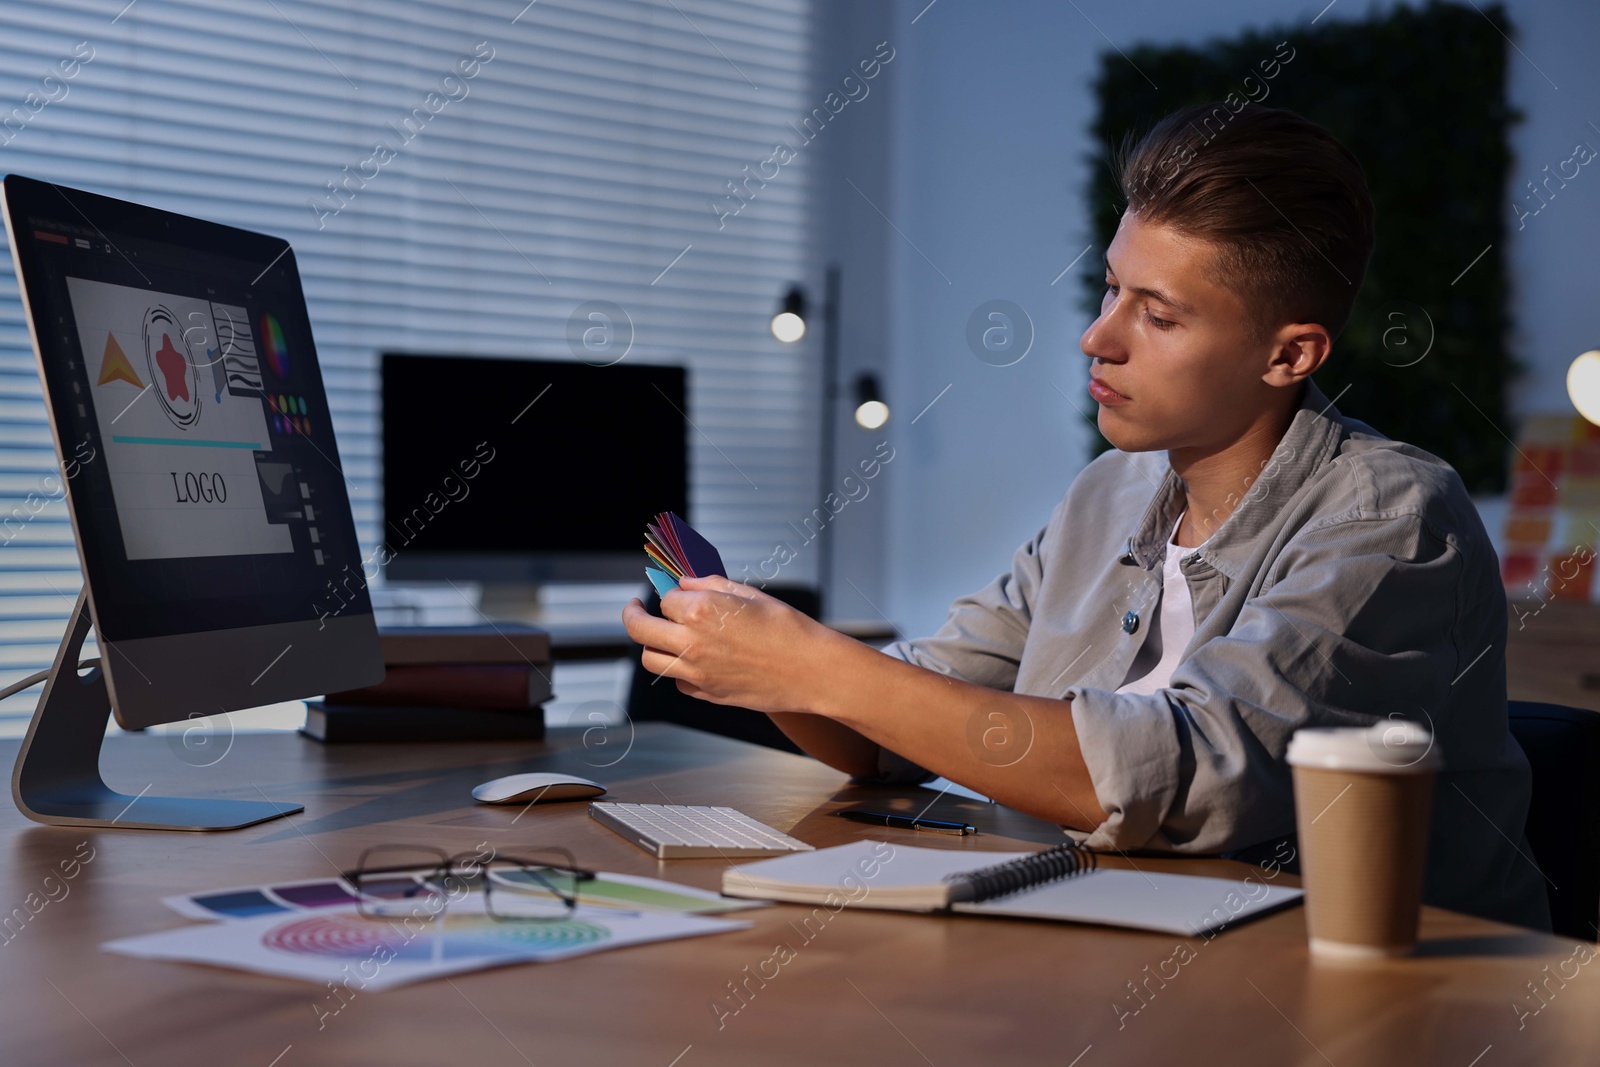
10,590,303,831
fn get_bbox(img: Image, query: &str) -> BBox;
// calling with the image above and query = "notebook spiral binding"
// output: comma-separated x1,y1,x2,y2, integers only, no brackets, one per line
942,841,1098,905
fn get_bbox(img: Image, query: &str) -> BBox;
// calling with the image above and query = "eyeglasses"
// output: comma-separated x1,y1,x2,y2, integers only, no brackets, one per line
342,845,596,923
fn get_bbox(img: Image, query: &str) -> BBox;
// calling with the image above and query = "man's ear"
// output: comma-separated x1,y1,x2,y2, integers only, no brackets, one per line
1262,321,1331,387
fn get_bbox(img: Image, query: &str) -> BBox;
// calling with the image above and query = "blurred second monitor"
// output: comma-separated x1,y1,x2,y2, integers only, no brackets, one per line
381,353,688,590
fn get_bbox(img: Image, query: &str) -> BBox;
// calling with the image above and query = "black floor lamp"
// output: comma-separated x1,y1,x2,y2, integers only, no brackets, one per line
817,264,841,609
771,265,888,613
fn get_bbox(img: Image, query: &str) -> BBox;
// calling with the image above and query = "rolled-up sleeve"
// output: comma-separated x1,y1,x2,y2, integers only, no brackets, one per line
854,507,1059,785
1065,512,1463,853
1063,689,1188,849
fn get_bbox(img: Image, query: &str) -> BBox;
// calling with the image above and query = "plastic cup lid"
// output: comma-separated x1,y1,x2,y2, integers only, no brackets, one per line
1287,720,1440,773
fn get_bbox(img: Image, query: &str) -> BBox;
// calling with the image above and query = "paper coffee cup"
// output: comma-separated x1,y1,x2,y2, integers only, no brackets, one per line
1287,721,1440,959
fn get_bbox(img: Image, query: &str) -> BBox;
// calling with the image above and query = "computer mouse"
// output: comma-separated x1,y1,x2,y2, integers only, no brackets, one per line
471,772,607,805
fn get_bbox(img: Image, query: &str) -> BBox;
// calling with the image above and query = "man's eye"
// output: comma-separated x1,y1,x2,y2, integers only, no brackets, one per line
1145,311,1176,330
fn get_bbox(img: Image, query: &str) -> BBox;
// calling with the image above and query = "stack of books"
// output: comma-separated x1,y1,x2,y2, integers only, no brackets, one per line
302,624,553,743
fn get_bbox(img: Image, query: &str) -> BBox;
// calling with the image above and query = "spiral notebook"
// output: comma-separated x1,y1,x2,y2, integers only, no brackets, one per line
721,840,1302,936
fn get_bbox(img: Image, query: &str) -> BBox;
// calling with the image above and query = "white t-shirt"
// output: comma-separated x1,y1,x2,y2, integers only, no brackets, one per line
1115,510,1209,696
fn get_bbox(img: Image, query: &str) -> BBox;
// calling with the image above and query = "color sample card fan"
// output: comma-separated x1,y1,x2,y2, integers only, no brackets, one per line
643,511,726,596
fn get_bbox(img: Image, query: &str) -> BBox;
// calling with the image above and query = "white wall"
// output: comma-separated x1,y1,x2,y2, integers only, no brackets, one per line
868,0,1600,639
807,0,900,623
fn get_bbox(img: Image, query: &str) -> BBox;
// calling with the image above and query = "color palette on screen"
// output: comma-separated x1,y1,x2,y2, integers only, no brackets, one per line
267,393,310,437
259,311,290,378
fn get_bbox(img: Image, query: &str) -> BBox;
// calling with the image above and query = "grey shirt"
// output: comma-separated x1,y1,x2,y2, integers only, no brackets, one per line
874,378,1551,931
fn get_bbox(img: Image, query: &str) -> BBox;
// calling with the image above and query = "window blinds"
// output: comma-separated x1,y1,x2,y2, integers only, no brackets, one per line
0,0,820,731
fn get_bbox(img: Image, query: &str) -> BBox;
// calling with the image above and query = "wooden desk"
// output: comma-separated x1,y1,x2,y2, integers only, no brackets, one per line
1,724,1596,1065
1506,598,1600,711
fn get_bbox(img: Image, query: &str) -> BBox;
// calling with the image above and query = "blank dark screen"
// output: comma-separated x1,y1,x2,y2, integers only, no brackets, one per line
381,354,689,556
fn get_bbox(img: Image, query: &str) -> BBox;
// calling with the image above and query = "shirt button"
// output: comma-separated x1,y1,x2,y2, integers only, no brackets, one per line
1122,610,1139,634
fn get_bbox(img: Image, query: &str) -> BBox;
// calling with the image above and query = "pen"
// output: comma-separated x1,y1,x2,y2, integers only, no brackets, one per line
835,809,975,835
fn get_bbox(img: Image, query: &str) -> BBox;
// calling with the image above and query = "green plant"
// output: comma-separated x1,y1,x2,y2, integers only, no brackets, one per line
1081,0,1522,493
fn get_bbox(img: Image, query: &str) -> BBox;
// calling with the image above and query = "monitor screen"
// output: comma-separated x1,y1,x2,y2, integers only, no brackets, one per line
2,176,373,645
381,354,689,582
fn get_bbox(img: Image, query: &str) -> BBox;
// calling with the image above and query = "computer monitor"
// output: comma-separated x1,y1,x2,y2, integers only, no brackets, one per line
1,174,384,829
380,353,689,585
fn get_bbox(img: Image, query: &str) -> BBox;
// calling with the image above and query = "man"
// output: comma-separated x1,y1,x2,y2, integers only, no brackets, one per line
622,102,1550,931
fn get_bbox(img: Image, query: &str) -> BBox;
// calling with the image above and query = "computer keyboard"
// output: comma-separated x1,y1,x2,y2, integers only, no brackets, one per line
588,802,816,859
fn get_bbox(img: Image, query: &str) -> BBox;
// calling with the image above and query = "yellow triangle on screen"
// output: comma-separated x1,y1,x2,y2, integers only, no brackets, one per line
97,333,143,389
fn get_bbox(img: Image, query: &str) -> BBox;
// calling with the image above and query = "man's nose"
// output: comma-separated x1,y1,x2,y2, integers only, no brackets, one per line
1080,309,1125,363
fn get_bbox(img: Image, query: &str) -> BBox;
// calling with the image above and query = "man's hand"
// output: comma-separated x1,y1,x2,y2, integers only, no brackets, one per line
621,575,838,715
622,575,1108,833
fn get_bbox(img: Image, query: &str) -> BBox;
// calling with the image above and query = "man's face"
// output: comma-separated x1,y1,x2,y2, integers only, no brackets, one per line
1080,212,1279,454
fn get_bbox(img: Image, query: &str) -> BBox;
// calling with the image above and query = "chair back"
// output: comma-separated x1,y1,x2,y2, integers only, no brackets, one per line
1507,700,1600,940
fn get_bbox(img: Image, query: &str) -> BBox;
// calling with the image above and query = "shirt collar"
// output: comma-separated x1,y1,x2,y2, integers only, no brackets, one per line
1119,378,1348,580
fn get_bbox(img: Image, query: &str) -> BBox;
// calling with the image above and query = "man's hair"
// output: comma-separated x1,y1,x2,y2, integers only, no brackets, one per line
1114,101,1375,343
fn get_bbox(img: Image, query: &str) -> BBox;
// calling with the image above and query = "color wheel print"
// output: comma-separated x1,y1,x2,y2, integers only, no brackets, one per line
262,913,610,961
260,311,290,378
